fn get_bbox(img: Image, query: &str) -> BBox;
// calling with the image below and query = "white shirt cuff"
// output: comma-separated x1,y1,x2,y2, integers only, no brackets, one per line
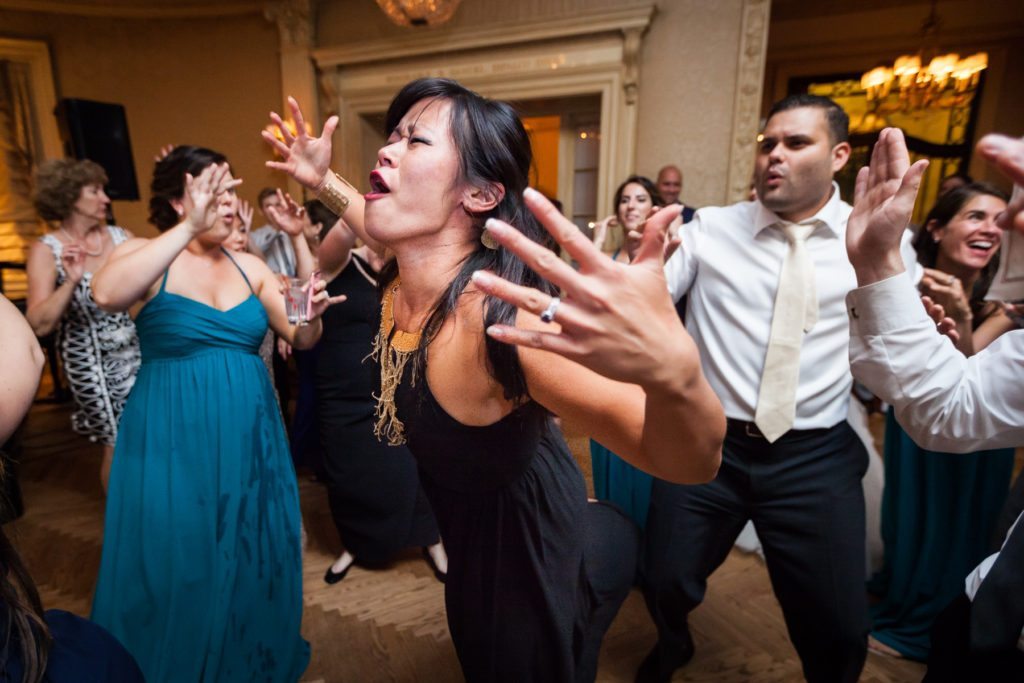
846,271,929,336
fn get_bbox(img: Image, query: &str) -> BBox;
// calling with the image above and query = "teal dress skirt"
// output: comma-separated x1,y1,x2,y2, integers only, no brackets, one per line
867,409,1014,661
590,440,653,529
91,256,310,682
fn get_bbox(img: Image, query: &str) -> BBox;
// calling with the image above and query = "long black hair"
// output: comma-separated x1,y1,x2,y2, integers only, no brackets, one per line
377,78,557,404
913,181,1008,318
149,146,228,231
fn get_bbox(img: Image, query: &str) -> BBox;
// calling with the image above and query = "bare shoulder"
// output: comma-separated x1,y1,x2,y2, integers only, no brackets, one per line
27,238,56,263
230,250,276,289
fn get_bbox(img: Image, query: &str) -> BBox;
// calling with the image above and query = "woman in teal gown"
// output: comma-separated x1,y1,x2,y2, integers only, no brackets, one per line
588,176,663,528
867,182,1017,661
90,147,339,682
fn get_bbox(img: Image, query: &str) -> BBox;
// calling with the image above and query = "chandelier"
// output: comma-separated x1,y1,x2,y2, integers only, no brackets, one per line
860,0,987,110
375,0,462,27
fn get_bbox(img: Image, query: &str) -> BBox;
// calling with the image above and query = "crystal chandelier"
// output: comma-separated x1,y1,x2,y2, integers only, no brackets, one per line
375,0,462,27
860,0,987,110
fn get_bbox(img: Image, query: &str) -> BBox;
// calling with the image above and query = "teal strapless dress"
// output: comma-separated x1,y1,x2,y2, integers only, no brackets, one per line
91,258,309,682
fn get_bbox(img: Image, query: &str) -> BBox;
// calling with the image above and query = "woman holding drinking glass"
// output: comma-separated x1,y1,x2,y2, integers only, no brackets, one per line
88,146,340,682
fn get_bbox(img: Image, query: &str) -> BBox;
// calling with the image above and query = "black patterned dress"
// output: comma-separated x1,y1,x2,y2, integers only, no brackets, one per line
39,227,140,446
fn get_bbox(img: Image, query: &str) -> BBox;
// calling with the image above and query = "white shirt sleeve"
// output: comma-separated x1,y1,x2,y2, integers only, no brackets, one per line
663,213,700,302
899,228,923,284
847,271,1024,452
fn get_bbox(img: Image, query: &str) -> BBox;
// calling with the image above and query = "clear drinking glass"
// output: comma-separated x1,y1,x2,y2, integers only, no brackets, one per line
284,277,310,326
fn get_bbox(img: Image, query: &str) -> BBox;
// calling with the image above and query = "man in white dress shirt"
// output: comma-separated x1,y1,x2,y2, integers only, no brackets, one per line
639,95,919,683
846,128,1024,682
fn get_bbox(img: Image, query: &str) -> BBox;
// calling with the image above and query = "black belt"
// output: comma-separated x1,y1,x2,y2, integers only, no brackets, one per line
726,418,834,440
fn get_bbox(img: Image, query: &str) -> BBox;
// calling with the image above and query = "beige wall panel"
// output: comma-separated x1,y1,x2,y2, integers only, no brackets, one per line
634,0,747,207
0,8,282,236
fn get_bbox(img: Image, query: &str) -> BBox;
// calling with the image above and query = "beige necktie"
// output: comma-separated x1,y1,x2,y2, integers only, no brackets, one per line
754,222,819,443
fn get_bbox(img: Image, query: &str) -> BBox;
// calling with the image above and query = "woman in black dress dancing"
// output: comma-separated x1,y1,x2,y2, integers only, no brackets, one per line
264,78,724,682
311,209,446,583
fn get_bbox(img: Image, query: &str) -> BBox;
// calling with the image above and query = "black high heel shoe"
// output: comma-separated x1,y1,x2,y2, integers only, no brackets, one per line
323,559,353,585
422,547,447,584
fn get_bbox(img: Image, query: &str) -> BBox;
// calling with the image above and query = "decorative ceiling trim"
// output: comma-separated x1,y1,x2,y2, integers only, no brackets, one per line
0,0,263,19
313,4,656,68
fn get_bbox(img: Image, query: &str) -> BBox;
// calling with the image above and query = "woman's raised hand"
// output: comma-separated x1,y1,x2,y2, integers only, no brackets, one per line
263,97,339,190
185,163,241,235
470,188,692,390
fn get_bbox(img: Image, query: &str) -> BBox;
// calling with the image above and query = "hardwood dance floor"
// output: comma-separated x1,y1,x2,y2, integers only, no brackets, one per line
8,400,925,682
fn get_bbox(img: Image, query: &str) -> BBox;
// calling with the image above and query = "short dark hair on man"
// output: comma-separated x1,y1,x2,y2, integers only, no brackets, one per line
257,187,279,206
766,94,849,145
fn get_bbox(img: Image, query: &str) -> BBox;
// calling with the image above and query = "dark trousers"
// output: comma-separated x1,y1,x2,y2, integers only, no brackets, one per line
641,420,869,683
924,594,1024,682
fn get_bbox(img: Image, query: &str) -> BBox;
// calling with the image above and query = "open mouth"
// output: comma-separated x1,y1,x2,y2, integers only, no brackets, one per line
967,239,995,254
368,171,390,195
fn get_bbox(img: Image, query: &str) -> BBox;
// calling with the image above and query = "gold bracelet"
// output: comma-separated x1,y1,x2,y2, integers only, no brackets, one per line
316,171,352,218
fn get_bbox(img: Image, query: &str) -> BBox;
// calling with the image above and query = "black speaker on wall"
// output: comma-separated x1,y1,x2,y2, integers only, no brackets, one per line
56,98,139,201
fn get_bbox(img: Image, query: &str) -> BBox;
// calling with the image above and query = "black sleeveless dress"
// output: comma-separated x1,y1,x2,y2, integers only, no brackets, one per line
315,254,439,563
395,361,640,681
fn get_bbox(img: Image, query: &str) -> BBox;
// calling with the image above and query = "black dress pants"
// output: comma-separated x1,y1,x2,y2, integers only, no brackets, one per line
641,420,869,683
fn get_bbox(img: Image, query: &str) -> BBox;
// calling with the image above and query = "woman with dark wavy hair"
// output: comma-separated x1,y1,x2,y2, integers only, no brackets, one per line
265,78,724,681
26,159,141,493
88,146,338,682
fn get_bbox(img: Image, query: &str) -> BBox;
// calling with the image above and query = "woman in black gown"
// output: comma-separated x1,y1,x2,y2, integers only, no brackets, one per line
312,211,446,583
264,78,725,681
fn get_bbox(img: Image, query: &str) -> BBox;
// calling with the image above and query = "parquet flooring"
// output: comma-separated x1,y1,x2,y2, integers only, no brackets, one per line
6,400,925,682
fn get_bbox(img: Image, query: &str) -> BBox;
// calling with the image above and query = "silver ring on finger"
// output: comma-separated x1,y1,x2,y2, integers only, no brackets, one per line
540,296,561,324
948,275,956,285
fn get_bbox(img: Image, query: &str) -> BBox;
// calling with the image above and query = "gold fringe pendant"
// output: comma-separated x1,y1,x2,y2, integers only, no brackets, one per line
372,278,421,446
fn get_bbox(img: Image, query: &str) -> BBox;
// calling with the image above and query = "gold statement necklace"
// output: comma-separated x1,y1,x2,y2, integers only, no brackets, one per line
372,278,422,446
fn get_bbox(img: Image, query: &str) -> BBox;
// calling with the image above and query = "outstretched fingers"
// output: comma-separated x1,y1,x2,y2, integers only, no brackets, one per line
262,128,292,159
523,188,606,272
482,217,591,302
470,270,581,330
287,97,307,139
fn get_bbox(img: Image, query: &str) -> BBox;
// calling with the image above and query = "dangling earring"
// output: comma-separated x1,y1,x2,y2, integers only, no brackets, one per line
481,225,499,250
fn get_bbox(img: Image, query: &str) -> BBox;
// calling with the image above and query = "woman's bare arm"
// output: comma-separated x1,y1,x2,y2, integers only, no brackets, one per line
0,295,44,443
